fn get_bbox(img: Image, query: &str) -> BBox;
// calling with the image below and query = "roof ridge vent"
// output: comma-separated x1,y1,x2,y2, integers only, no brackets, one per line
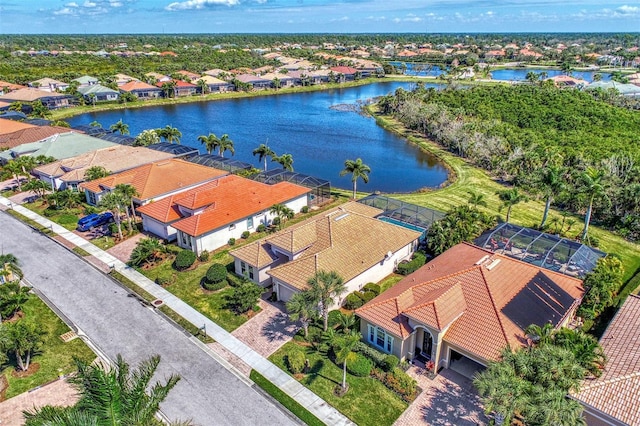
475,254,490,265
334,213,349,221
485,259,501,271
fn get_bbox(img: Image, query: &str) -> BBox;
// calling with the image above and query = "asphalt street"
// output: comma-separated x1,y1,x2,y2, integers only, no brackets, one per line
0,212,298,426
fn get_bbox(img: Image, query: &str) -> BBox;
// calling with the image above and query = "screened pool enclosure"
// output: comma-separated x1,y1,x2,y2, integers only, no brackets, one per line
249,169,332,206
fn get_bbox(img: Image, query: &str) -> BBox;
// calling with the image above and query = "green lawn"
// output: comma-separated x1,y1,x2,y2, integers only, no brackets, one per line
22,200,81,231
270,342,408,426
1,296,95,399
378,274,404,292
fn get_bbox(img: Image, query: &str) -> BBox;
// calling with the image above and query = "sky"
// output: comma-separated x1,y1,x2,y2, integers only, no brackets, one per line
0,0,639,34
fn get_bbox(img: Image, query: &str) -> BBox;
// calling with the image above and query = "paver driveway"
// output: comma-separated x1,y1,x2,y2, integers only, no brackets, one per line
0,378,78,426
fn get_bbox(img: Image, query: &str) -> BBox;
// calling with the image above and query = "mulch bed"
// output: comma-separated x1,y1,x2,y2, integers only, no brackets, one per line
11,363,40,378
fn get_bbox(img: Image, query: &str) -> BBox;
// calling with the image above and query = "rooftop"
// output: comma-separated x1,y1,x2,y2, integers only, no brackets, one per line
0,131,113,163
0,88,71,102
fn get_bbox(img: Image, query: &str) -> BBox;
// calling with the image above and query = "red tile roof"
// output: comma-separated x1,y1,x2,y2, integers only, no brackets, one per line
0,125,82,149
119,81,159,92
356,243,584,362
330,66,358,74
154,80,197,88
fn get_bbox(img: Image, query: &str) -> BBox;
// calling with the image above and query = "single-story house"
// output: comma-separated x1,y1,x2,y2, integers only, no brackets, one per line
0,88,73,109
0,80,26,95
79,158,228,207
78,84,120,102
231,202,421,304
234,74,272,90
155,80,197,97
0,131,110,165
307,70,332,84
587,81,640,98
0,121,81,153
176,70,201,82
571,295,640,426
72,75,99,88
330,66,359,81
0,117,36,137
546,75,589,87
356,242,584,377
119,81,162,99
32,145,174,191
29,78,69,92
260,72,298,88
203,69,227,78
144,72,171,83
198,75,234,92
114,73,139,86
137,175,310,251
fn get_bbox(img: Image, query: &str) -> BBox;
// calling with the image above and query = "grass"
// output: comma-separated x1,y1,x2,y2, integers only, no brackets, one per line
72,246,91,257
370,110,640,285
21,200,80,231
1,296,95,399
270,342,407,426
250,369,325,426
378,274,404,292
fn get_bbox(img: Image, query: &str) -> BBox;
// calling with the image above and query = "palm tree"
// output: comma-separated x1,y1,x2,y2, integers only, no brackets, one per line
336,312,356,333
524,323,555,346
307,270,347,332
160,81,176,98
286,292,317,339
333,331,362,393
340,158,371,199
252,143,275,171
21,179,50,200
580,167,606,242
197,79,208,96
109,119,129,135
89,120,102,128
217,134,234,157
536,166,565,229
0,281,30,320
161,125,182,144
24,355,184,426
134,129,161,147
198,133,220,154
272,153,294,172
553,328,606,378
467,191,488,208
129,238,167,267
84,166,110,181
2,320,44,372
115,183,139,230
269,203,294,230
496,187,529,223
99,192,127,240
5,157,35,192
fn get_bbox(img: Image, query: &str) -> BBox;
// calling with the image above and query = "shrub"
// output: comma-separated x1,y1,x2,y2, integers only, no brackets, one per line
202,279,227,291
371,367,417,402
175,250,196,270
327,310,343,329
198,250,210,262
301,206,309,213
362,283,380,296
228,238,236,246
397,251,427,275
155,276,170,286
346,353,373,377
257,224,266,232
286,348,306,374
272,217,281,226
362,290,377,302
227,281,263,314
382,354,399,372
354,342,388,368
165,244,183,255
343,292,364,310
206,263,227,284
241,231,250,239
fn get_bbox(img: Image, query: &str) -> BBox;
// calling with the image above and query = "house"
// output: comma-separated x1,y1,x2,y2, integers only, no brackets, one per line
79,158,228,207
176,70,202,82
330,66,359,81
259,72,298,88
203,69,227,78
307,69,332,84
356,243,584,377
0,119,80,152
29,78,69,92
0,88,73,109
572,295,640,426
144,72,171,83
546,75,589,87
114,73,139,86
137,175,310,251
231,202,421,302
78,84,120,102
0,131,113,165
155,80,197,97
118,81,162,99
32,145,174,191
198,75,234,93
0,80,26,95
0,117,37,137
72,75,99,88
587,81,640,98
234,74,272,90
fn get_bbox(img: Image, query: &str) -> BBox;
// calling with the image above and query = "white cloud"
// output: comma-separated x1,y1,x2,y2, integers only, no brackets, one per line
109,1,124,7
392,17,401,23
53,7,75,15
330,16,349,22
165,0,240,11
83,1,97,7
405,16,422,22
486,11,494,16
65,2,79,7
366,15,386,21
617,5,639,14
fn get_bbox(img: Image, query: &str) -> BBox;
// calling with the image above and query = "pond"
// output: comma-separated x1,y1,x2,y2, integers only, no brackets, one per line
68,82,450,193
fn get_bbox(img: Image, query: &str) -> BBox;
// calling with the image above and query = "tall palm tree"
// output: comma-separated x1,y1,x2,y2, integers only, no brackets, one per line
115,183,139,229
307,270,347,331
497,187,529,223
286,292,317,339
109,119,129,135
340,158,371,199
253,143,275,171
333,331,362,392
217,134,234,157
269,203,294,230
24,355,185,426
198,133,220,154
580,167,606,242
272,153,294,172
2,320,43,371
196,79,208,96
536,166,566,229
84,166,110,181
160,125,182,144
160,81,176,98
99,192,127,240
22,179,50,200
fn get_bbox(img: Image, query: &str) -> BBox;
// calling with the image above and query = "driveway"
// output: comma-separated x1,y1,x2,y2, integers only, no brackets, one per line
394,366,488,426
0,212,298,426
0,378,78,426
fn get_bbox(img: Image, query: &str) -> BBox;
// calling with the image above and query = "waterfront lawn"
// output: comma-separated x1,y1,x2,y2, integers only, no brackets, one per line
269,342,407,426
1,296,95,399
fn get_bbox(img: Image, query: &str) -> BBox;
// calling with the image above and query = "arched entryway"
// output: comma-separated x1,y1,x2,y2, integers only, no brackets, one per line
414,326,435,362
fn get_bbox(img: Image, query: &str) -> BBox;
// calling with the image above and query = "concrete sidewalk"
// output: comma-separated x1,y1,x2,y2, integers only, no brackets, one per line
0,197,354,426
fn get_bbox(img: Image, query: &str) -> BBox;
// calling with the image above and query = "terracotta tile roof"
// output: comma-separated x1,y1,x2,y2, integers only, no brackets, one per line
356,242,584,362
154,80,197,88
0,118,36,136
119,81,159,92
330,66,358,74
34,145,174,182
0,88,69,102
79,159,227,201
573,295,640,425
265,204,421,291
139,175,310,236
0,81,26,91
0,126,83,150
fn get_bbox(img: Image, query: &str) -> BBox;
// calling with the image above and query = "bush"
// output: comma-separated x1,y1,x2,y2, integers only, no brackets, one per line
272,217,281,226
206,263,227,284
346,353,373,377
343,292,365,310
397,251,427,275
362,283,380,296
241,231,250,239
371,367,417,402
202,279,227,291
257,224,266,232
382,355,399,372
228,238,236,246
227,281,263,314
165,244,183,255
327,310,343,329
174,250,196,270
286,348,306,375
198,250,210,262
301,206,309,213
362,290,377,302
155,276,170,286
354,342,388,368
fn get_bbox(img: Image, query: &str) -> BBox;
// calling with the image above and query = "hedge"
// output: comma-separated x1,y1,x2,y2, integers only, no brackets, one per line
362,283,381,296
202,279,227,291
206,263,227,284
344,292,365,310
397,251,427,275
174,250,196,270
347,353,373,377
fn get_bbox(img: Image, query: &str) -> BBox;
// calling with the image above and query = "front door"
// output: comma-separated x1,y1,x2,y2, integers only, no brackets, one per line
422,331,433,359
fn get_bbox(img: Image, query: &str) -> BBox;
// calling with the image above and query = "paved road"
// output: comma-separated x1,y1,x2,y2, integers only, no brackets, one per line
0,212,297,426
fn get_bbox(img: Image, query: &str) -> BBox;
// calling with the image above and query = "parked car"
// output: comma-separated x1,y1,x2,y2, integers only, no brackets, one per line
77,213,99,228
77,212,113,232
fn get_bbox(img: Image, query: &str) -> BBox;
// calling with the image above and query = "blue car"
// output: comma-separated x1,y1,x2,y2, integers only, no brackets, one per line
77,212,114,232
77,213,99,228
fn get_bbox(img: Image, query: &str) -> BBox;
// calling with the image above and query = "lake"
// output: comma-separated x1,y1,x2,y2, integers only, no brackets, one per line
68,82,450,193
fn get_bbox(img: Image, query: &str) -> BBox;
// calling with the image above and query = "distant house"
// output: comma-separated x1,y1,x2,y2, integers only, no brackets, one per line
234,74,272,90
29,78,69,92
572,295,640,426
72,75,99,88
114,73,139,86
198,75,233,93
137,175,310,252
0,88,73,109
259,72,298,88
155,80,197,97
79,158,228,207
33,145,174,191
119,81,162,99
356,243,584,377
587,81,640,97
144,72,171,83
0,80,26,95
330,66,359,81
203,69,227,78
231,202,421,303
484,49,506,60
176,70,201,82
0,132,114,165
78,84,120,102
307,69,331,84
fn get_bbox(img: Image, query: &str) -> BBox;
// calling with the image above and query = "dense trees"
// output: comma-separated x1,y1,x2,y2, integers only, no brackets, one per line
577,256,624,321
427,205,495,255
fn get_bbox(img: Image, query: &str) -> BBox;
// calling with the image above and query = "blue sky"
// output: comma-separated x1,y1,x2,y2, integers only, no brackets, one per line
1,0,639,34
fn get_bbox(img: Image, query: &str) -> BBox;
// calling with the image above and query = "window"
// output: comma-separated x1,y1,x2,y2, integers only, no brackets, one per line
88,191,97,205
240,261,247,275
367,325,393,353
247,217,254,229
229,224,236,231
